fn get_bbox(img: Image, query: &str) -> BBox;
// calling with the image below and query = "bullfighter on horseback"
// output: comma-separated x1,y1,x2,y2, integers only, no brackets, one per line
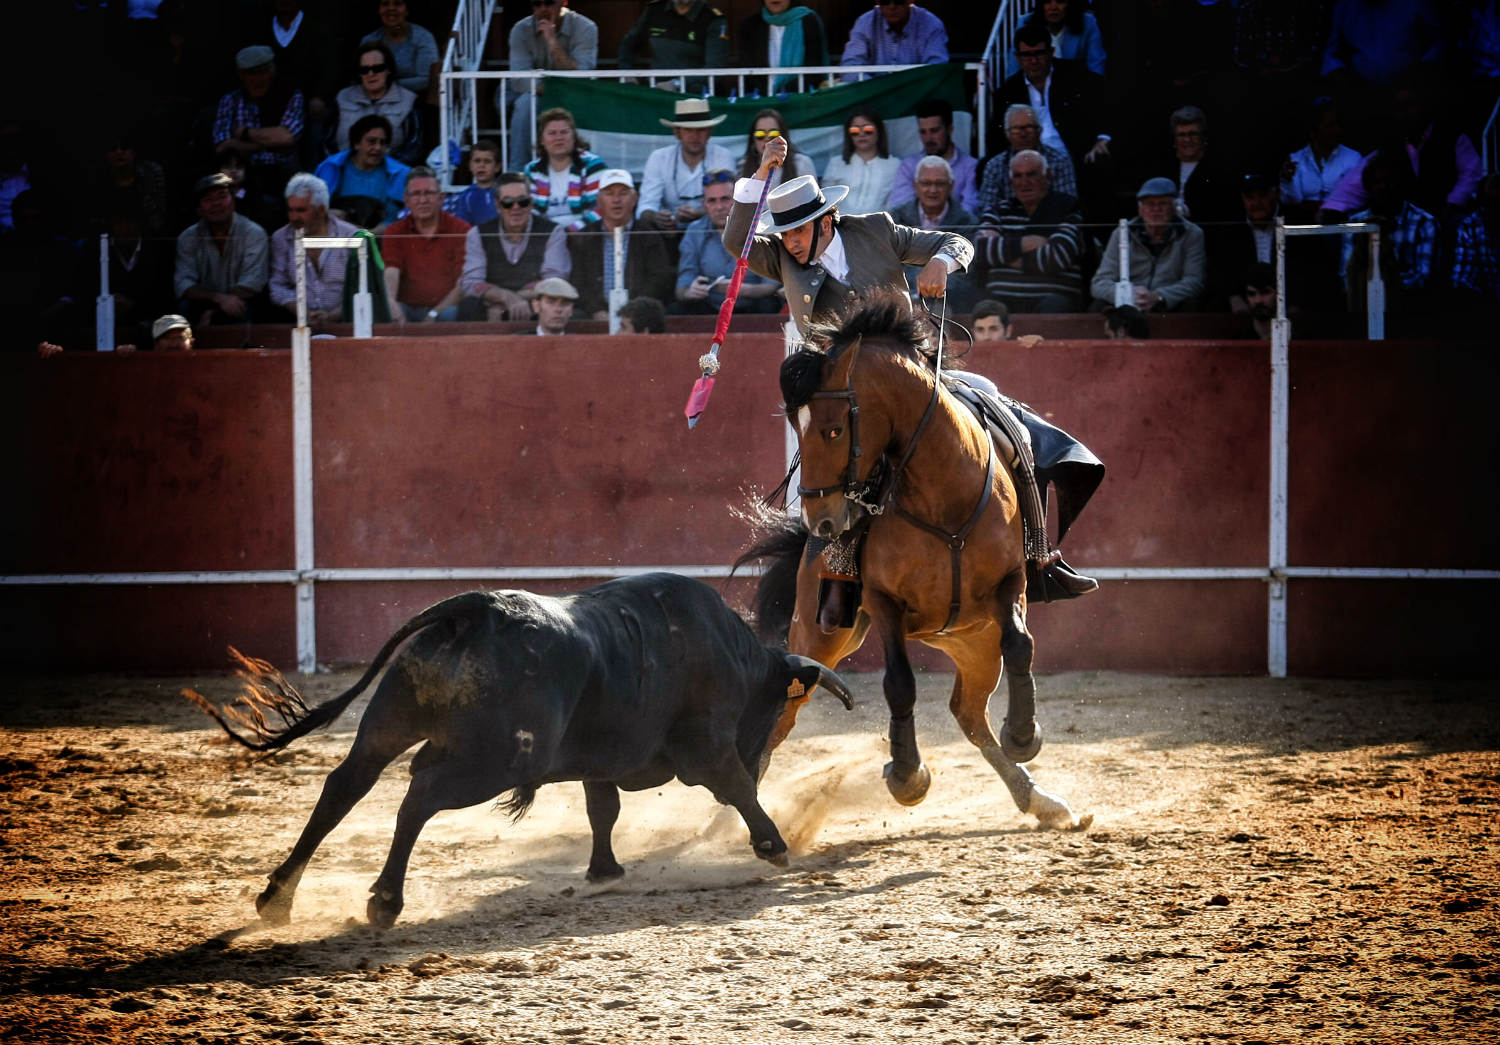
724,133,1102,612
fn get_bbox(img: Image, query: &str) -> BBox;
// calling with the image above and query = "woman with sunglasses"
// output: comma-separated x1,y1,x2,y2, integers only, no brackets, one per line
821,109,901,214
736,109,815,190
522,108,610,229
359,0,440,96
331,42,423,166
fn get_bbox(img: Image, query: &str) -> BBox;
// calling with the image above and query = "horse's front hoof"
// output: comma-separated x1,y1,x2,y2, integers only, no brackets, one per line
1000,719,1043,763
366,883,403,929
883,761,932,806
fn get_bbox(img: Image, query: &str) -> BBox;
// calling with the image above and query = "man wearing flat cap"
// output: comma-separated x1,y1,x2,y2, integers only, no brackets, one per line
524,277,580,336
151,314,195,351
1089,176,1206,312
723,133,973,336
637,98,736,234
173,172,270,332
213,44,305,214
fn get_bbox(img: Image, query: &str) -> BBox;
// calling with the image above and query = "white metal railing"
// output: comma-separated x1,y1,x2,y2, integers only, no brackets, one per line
981,0,1027,120
95,234,115,352
440,64,987,185
438,0,500,167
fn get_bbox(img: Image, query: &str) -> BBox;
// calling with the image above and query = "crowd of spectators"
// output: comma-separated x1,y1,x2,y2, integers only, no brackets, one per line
9,0,1499,352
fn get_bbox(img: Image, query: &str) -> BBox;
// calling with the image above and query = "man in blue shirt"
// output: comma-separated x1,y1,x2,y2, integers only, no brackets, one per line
672,168,779,315
839,1,948,81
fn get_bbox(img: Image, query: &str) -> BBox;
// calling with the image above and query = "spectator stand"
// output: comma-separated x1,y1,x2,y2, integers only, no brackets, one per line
438,63,986,187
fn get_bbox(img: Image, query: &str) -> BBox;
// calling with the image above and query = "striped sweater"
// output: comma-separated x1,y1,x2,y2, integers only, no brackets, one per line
976,191,1088,312
524,149,609,230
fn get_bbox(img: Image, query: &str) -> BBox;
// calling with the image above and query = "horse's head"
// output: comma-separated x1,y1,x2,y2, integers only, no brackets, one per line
782,341,887,539
781,292,933,539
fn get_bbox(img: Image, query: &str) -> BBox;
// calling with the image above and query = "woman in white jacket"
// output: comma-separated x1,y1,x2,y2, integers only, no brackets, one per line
820,109,902,215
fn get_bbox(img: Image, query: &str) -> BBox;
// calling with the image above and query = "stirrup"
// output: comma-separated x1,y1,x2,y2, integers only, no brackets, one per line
1026,554,1099,603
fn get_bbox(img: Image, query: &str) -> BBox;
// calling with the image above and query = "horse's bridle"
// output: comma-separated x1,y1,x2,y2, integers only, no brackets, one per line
795,336,941,516
794,310,996,633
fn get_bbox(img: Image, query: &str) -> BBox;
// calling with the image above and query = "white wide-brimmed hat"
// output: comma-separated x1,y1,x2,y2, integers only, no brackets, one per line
660,98,727,129
757,175,849,234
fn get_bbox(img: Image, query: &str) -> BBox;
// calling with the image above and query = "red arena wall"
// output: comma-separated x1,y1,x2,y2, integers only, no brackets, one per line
1,334,1494,675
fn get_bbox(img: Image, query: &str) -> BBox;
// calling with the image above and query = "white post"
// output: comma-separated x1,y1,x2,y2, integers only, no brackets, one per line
1366,227,1385,341
1268,219,1291,678
95,234,115,352
292,230,316,672
1112,218,1131,308
608,225,628,333
352,238,373,338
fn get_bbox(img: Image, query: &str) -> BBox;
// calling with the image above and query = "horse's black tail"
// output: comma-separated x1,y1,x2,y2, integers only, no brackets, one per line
184,591,496,752
732,507,809,646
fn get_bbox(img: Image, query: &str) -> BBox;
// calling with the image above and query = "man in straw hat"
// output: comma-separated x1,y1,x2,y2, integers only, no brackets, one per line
726,133,1100,602
638,98,736,234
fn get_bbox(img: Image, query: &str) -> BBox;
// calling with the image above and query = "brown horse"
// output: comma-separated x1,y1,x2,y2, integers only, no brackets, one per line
738,292,1089,830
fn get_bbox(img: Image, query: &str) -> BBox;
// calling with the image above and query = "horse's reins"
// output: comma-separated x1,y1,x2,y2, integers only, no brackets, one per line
797,296,996,633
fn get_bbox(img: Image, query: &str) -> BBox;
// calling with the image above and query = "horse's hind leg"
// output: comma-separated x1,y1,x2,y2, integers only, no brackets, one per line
864,591,931,806
945,596,1089,831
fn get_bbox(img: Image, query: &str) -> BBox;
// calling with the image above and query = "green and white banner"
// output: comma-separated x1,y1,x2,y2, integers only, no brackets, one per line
540,64,975,184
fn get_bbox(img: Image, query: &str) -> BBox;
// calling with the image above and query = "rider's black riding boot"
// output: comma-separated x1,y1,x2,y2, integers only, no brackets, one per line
1026,553,1099,603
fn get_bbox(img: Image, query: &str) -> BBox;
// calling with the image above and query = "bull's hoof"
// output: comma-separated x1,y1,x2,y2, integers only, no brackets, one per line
366,883,403,930
883,761,932,806
1000,718,1043,763
255,881,292,926
754,838,789,867
586,862,625,884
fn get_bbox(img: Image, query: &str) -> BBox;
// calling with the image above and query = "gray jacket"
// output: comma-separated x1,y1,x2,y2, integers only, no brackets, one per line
1090,216,1207,310
723,204,973,336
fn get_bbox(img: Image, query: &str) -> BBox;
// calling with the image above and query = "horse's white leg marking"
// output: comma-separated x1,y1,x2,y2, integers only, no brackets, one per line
796,405,811,436
980,743,1090,831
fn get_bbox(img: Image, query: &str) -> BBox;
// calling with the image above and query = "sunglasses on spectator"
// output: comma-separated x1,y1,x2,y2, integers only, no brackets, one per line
1015,48,1050,59
498,196,533,209
360,63,388,74
848,124,877,135
531,0,558,6
752,128,783,140
879,0,911,6
701,169,735,185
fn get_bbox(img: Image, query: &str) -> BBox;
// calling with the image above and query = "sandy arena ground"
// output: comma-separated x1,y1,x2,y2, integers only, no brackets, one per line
0,667,1495,1044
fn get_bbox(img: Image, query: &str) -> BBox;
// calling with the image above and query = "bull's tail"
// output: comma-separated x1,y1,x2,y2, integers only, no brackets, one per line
732,507,809,645
183,592,496,752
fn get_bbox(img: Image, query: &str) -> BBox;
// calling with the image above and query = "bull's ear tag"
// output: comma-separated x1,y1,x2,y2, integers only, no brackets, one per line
787,679,806,699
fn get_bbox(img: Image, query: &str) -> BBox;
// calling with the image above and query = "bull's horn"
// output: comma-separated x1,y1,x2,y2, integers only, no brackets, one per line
786,654,855,710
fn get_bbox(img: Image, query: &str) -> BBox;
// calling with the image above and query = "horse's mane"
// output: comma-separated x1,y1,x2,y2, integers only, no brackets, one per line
780,290,969,411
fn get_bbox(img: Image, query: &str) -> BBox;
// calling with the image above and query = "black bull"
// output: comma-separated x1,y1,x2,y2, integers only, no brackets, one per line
188,573,854,928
